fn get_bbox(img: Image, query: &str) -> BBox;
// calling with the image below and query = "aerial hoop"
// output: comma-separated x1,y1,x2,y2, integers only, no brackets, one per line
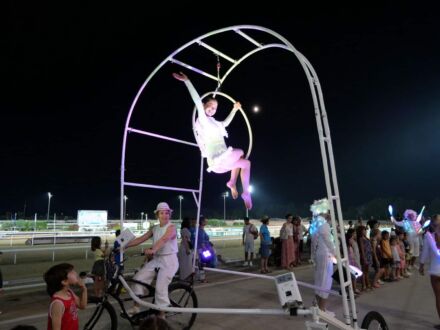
192,91,253,161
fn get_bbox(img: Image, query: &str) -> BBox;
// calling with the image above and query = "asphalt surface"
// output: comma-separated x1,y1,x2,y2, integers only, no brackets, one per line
0,262,438,330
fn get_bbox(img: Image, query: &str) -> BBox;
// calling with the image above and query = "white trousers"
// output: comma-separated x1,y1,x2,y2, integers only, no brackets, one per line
314,253,333,299
409,236,420,257
132,254,179,307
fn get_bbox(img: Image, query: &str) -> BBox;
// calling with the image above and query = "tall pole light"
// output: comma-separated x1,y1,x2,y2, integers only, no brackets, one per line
222,192,229,221
124,195,128,219
47,192,53,221
246,185,254,218
178,195,184,220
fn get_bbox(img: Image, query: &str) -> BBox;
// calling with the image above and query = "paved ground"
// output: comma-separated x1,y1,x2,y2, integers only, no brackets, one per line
0,262,438,330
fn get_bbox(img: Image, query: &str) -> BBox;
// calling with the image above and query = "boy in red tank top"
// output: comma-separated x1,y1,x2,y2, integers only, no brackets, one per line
44,263,87,330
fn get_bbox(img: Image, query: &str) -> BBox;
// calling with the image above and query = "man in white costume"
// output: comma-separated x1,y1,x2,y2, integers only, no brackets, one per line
310,198,336,312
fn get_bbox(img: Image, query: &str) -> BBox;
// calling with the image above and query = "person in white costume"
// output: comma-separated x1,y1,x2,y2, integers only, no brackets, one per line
173,72,252,210
126,202,179,318
391,209,421,269
310,198,336,312
419,215,440,325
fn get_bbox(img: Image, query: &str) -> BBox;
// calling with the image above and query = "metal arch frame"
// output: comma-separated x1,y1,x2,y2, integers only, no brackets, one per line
192,91,253,160
120,25,359,329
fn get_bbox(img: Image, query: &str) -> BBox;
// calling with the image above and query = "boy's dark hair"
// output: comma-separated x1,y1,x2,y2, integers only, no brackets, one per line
285,213,292,220
139,315,172,330
243,216,250,221
44,263,74,296
115,229,121,237
91,236,101,251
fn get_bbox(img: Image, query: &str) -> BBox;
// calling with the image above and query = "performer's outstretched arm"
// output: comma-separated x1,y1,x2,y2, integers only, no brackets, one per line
391,216,405,227
223,102,241,127
173,72,208,126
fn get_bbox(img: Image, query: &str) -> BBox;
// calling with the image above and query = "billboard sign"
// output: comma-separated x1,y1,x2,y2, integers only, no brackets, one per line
77,210,108,228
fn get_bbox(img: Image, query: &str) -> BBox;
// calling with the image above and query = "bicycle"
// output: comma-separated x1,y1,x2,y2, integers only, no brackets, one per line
83,252,198,330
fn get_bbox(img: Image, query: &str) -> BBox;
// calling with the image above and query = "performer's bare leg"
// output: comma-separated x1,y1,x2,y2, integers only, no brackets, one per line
238,158,252,209
223,149,252,209
227,168,240,199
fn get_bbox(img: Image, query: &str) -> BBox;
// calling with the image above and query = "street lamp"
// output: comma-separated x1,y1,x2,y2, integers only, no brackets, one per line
47,192,53,221
246,185,254,217
124,195,128,219
222,192,229,221
178,195,184,220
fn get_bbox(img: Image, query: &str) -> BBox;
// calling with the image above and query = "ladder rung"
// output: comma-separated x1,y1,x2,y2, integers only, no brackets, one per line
234,29,263,48
170,58,220,82
124,181,199,193
128,127,198,147
197,41,236,64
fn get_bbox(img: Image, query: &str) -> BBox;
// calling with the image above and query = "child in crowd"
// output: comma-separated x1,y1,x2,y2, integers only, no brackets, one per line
90,236,109,297
397,231,409,277
370,228,385,288
44,263,87,330
390,237,401,280
380,231,393,281
346,228,361,294
357,226,373,291
403,232,412,275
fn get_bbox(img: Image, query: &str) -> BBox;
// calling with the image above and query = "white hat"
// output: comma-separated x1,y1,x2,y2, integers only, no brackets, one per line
154,202,173,214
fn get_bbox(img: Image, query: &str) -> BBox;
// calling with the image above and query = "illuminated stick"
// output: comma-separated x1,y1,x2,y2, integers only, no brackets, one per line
416,205,426,223
388,205,395,222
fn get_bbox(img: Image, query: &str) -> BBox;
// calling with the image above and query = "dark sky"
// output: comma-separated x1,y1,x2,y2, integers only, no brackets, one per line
3,3,440,219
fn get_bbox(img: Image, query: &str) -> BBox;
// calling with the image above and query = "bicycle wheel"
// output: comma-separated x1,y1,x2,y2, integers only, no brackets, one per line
166,282,198,330
82,296,117,330
361,311,389,330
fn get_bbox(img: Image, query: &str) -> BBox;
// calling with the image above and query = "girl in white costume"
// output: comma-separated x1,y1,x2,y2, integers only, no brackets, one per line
419,215,440,325
310,198,336,312
126,202,179,318
173,72,252,210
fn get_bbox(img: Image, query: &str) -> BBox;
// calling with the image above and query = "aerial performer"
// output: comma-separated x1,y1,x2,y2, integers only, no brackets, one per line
173,71,252,210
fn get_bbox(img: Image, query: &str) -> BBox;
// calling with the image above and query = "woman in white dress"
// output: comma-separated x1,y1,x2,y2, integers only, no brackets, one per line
419,214,440,326
173,72,252,210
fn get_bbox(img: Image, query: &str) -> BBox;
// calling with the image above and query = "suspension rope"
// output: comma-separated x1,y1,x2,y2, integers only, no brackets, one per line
214,54,221,97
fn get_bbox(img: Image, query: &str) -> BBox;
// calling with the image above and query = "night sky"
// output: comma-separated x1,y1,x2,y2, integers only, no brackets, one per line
3,3,440,219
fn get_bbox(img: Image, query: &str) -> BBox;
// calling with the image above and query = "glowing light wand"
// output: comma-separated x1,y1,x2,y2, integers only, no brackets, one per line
388,205,394,221
418,219,431,234
416,205,426,223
